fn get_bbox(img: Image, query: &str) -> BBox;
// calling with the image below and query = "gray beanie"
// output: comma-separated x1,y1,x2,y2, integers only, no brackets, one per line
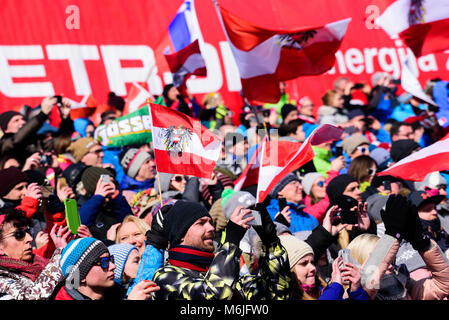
269,172,301,198
366,193,389,222
341,134,370,155
301,172,324,195
120,148,152,179
221,190,256,220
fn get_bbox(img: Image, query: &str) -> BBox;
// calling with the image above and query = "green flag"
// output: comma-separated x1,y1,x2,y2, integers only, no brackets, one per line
94,106,152,147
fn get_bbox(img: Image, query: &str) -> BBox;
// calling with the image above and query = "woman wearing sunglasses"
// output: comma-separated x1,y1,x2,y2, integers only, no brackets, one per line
0,208,71,300
302,157,346,225
347,155,378,193
155,172,200,202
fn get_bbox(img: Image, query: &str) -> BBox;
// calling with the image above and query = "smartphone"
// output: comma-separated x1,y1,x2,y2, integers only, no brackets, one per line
338,248,351,267
278,198,287,212
246,209,262,226
53,95,63,106
382,180,391,191
100,174,111,183
335,146,343,157
64,198,81,235
344,126,356,134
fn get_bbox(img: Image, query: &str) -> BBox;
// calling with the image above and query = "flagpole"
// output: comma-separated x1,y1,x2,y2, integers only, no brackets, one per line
147,98,164,205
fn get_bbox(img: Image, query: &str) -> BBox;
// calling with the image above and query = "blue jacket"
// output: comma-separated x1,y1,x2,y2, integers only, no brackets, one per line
79,194,132,227
319,282,369,300
119,174,154,193
126,244,164,297
266,198,319,234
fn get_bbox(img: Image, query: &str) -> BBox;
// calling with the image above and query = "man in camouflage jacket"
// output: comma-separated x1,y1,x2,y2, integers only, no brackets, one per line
152,200,290,300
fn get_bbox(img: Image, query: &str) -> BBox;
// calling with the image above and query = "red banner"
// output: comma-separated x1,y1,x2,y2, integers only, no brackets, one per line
1,0,449,121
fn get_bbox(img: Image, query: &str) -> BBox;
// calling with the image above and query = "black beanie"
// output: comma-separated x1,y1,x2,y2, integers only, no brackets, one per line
326,174,358,205
0,167,29,198
81,166,114,195
0,111,22,132
281,104,297,122
163,201,212,246
390,139,420,162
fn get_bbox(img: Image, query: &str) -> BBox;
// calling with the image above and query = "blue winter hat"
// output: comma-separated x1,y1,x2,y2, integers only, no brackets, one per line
302,123,318,139
108,243,139,285
60,238,109,281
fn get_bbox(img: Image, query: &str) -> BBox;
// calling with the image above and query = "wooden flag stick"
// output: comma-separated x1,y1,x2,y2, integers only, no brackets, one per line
147,98,164,205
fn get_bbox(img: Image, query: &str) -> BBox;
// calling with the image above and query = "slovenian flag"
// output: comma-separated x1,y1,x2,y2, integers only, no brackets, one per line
168,0,203,52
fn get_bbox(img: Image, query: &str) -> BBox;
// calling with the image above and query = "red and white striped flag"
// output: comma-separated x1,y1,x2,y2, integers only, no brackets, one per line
215,4,350,103
377,138,449,181
149,103,221,179
375,0,449,57
123,82,154,115
164,39,207,91
256,124,344,202
234,135,268,191
67,94,97,119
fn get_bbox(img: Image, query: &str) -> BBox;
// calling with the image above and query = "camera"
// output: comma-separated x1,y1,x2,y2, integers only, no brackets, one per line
53,95,63,107
39,154,52,166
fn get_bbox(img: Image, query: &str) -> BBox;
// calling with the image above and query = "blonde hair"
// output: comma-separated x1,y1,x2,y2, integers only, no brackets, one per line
115,215,151,243
346,233,380,266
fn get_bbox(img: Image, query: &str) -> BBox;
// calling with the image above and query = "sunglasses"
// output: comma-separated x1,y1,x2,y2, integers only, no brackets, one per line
1,228,32,241
356,146,369,153
94,255,115,270
316,180,325,188
172,176,185,183
368,168,376,176
89,148,103,155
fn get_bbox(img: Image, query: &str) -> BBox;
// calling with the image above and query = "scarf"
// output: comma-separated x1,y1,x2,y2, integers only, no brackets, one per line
0,254,48,282
421,218,449,252
301,284,317,296
168,245,215,272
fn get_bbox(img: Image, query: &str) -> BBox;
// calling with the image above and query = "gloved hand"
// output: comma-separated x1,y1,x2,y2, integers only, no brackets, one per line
46,194,65,214
253,196,279,246
146,203,172,250
380,194,409,241
404,203,431,252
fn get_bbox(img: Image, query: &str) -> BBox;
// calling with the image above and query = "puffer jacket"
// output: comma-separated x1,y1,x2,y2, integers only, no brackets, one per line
361,235,449,300
0,248,63,300
317,105,349,126
152,241,290,300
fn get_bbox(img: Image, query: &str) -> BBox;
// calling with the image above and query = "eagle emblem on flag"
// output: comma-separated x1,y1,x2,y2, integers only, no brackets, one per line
276,30,318,50
160,125,193,157
409,0,425,25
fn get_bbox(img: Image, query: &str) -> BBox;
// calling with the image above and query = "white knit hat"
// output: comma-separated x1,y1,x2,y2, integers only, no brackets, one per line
301,172,324,195
279,234,314,270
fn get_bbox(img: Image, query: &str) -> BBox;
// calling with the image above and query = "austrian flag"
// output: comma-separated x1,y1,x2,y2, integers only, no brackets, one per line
216,4,351,103
164,39,207,89
149,103,221,178
375,0,449,57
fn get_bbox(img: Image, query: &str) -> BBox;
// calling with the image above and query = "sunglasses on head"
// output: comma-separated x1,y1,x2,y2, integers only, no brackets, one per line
94,255,115,270
1,228,31,241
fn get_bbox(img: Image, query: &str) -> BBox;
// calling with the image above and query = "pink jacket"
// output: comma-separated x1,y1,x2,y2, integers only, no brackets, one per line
303,170,339,224
362,235,449,300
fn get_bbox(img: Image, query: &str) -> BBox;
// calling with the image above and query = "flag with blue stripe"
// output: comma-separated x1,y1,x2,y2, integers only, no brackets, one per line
168,0,201,52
